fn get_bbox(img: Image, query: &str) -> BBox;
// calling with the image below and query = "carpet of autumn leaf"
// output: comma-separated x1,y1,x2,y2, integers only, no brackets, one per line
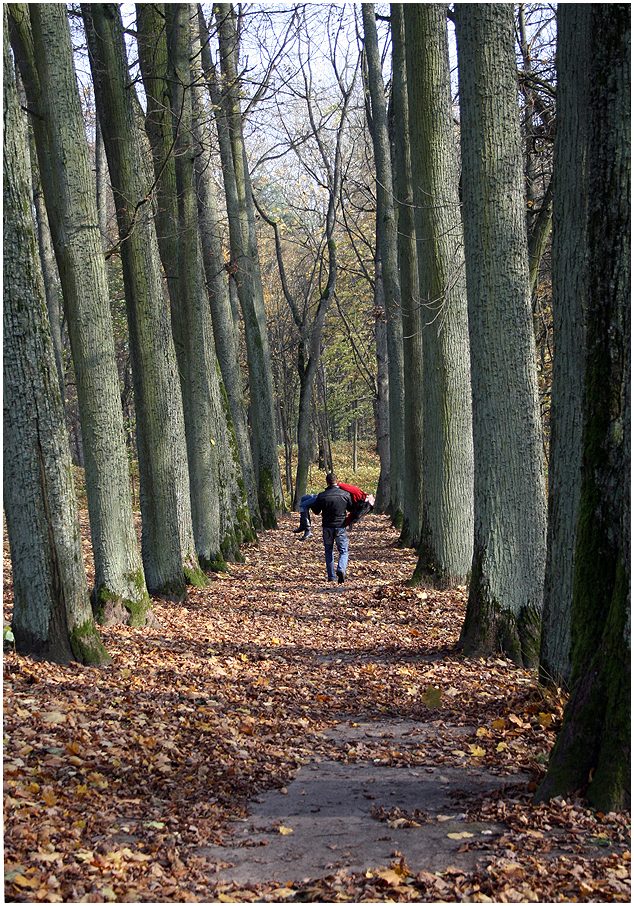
3,513,631,903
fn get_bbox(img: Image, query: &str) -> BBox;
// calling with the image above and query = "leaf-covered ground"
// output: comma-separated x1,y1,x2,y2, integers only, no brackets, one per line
3,514,630,902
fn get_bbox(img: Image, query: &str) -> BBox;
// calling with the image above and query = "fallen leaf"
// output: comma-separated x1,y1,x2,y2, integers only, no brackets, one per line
376,868,404,886
41,710,66,725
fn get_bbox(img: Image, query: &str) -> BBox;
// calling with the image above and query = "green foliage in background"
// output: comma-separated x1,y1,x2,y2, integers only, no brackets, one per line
279,440,380,508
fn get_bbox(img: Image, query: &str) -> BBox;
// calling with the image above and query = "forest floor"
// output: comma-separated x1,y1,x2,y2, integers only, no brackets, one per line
3,513,631,903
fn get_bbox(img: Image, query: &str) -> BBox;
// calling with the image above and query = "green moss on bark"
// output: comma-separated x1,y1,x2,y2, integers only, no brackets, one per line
200,551,228,573
94,570,153,628
258,467,278,529
459,546,539,667
69,620,111,665
183,564,208,587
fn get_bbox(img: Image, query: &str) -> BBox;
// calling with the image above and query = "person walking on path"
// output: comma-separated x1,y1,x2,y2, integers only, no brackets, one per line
311,473,353,583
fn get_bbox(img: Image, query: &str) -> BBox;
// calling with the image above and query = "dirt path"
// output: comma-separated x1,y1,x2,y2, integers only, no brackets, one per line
3,514,630,902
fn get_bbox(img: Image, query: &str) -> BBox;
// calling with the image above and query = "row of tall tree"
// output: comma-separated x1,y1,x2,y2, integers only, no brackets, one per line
359,3,628,810
3,3,629,808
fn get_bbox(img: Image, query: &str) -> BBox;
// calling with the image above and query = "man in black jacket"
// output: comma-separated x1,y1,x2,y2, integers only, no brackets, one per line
311,473,353,583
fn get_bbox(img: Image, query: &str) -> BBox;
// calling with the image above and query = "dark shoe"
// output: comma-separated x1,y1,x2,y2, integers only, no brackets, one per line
336,568,345,584
302,531,313,541
293,527,304,534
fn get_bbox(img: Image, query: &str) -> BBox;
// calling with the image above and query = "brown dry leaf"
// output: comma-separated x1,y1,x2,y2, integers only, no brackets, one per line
3,512,629,904
375,868,404,886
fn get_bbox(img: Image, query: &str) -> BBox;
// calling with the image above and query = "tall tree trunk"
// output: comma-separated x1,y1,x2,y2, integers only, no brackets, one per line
191,18,261,530
455,4,546,665
391,3,423,548
136,4,180,308
539,5,591,689
213,2,285,527
404,4,474,588
83,2,203,599
165,2,252,566
373,255,391,511
137,3,252,567
28,126,65,399
3,15,110,665
95,118,108,247
362,3,405,525
536,4,630,812
9,3,151,626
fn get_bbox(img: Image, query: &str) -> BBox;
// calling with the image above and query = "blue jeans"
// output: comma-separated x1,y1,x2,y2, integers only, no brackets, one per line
322,527,349,580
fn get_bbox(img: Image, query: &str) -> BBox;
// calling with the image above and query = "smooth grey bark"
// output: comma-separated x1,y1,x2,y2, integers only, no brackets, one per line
362,3,405,523
9,3,150,624
404,4,474,587
82,2,203,598
539,5,591,690
214,2,285,527
191,19,261,530
28,126,65,398
391,3,423,548
536,4,630,811
3,16,109,666
455,4,547,665
165,2,252,566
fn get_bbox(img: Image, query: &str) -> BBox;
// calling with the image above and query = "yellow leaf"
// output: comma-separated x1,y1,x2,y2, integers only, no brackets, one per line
476,727,491,738
74,851,94,863
496,742,509,752
469,745,486,757
538,712,553,728
12,874,40,889
42,788,58,807
75,784,89,797
88,772,109,789
278,825,294,835
270,637,282,645
447,831,474,840
452,749,467,757
376,869,403,886
422,685,442,708
491,718,506,731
